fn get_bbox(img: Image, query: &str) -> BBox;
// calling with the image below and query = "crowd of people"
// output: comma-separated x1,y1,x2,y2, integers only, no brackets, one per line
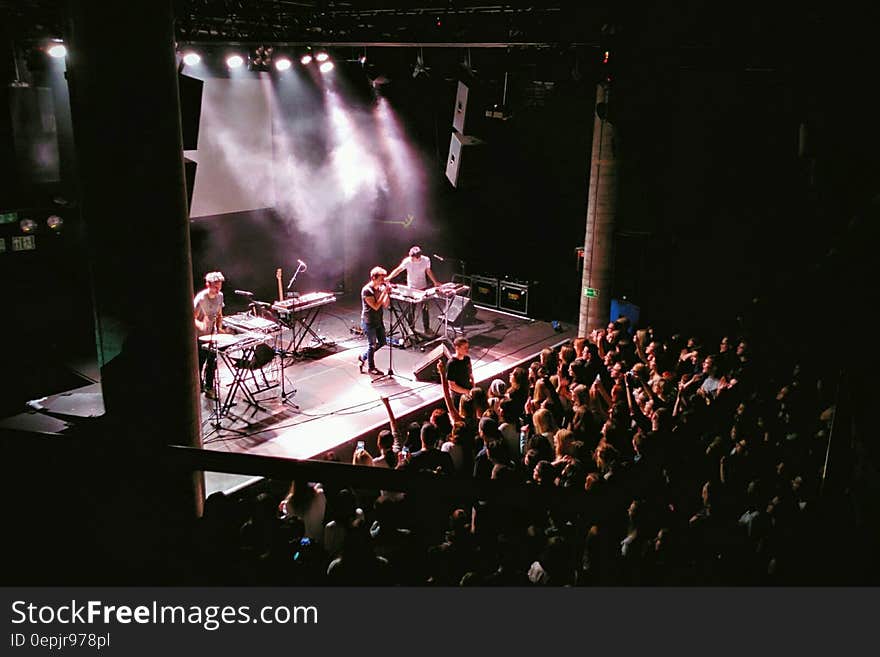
195,316,843,585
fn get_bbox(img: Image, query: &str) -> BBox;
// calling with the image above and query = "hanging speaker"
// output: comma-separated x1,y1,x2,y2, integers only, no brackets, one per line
184,157,197,215
412,344,451,383
452,80,486,135
445,132,485,188
452,81,469,133
178,73,203,151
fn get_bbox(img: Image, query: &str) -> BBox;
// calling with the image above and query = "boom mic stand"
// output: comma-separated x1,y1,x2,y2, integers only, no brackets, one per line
286,261,306,296
283,261,307,354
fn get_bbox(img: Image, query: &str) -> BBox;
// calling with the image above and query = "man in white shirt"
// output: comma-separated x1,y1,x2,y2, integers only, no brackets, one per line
386,245,441,334
194,271,226,398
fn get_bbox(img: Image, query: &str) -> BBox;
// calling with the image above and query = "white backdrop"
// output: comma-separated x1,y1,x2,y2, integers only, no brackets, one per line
186,77,276,217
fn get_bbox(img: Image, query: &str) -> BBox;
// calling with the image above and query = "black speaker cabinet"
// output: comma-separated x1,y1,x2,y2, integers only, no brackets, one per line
413,344,451,383
499,280,529,316
471,275,499,308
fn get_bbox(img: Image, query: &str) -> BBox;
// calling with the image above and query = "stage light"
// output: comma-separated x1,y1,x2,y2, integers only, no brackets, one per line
47,43,67,59
251,45,273,70
226,54,244,69
319,61,334,73
301,54,313,65
359,55,367,65
182,52,201,66
20,218,37,233
275,57,292,71
46,215,63,231
315,51,329,63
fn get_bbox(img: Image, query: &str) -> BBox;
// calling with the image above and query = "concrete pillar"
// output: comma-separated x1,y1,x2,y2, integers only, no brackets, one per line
578,81,618,336
66,1,203,514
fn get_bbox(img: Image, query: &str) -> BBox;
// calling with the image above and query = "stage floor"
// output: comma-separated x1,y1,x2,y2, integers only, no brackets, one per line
200,293,576,495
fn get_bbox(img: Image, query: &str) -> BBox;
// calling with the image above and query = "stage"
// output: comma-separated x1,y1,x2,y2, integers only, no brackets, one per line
200,292,576,496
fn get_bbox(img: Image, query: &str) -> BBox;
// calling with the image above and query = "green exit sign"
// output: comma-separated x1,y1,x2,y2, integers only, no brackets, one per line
0,211,18,225
583,287,599,298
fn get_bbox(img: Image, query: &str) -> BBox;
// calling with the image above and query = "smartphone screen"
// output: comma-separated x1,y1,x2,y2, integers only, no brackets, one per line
356,440,365,451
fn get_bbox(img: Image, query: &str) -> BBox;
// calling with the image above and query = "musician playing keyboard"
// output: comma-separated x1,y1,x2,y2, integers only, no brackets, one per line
194,270,228,399
386,245,441,335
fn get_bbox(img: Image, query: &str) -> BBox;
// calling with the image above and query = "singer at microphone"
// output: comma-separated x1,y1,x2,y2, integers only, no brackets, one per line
358,265,391,375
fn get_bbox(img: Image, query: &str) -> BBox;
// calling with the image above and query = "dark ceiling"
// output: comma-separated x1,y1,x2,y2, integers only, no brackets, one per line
0,1,842,60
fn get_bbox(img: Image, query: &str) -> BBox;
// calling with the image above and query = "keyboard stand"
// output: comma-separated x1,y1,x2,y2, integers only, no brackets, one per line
281,306,329,355
389,299,420,348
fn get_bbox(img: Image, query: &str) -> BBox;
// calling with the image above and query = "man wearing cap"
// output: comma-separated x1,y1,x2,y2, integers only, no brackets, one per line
194,271,226,399
386,245,441,335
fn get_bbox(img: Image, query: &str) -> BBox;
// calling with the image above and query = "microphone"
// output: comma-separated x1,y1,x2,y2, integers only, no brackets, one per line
297,259,308,271
433,254,445,262
252,301,271,308
234,289,254,297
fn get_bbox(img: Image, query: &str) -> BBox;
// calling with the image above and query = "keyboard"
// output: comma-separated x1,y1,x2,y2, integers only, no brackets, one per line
272,292,336,314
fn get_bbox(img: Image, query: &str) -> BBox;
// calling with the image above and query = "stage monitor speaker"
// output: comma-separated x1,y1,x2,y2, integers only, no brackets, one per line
445,132,485,189
445,295,476,325
412,344,451,383
178,73,203,151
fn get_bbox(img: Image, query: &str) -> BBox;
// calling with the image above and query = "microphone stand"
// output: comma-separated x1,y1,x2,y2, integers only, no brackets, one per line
373,287,412,384
208,321,222,428
275,303,299,410
434,253,467,282
286,262,306,296
283,263,307,358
